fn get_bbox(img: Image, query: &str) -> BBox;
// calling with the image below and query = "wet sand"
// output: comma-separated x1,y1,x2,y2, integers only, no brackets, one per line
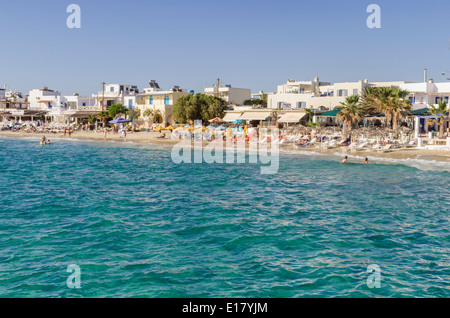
1,130,449,163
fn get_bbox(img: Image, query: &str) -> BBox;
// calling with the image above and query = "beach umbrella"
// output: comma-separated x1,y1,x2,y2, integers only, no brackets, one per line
233,119,244,124
109,118,132,124
155,125,165,131
187,125,195,131
209,117,224,123
175,126,186,131
165,125,175,130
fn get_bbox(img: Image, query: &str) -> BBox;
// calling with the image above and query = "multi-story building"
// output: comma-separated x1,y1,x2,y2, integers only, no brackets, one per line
204,82,251,106
28,87,68,111
268,77,409,110
135,80,189,126
92,83,139,110
400,80,450,110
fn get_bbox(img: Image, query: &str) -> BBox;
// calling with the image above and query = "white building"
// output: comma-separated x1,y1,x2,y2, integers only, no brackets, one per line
92,83,139,110
204,83,251,106
400,80,450,110
65,94,97,110
28,87,68,111
268,77,410,110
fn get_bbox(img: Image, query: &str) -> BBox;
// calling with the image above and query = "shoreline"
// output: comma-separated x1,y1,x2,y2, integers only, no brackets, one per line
1,130,450,166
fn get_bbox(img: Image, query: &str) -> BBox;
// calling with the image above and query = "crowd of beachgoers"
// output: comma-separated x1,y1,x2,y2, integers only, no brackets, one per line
2,120,450,164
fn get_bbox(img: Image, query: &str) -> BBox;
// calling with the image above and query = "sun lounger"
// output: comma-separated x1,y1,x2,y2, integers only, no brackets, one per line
356,142,369,150
371,143,381,151
325,140,337,149
405,140,416,148
378,144,392,152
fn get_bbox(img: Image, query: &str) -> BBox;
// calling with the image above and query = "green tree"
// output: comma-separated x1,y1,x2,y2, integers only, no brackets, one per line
127,108,141,129
127,108,141,121
243,98,267,107
96,110,111,128
360,87,411,132
337,95,364,132
108,103,128,119
173,93,227,123
428,100,448,138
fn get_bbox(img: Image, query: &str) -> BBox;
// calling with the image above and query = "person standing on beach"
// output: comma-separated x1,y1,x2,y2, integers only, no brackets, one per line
122,129,127,142
104,128,108,141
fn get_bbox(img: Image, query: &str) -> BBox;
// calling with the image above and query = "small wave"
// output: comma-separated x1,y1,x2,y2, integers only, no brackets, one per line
278,147,450,172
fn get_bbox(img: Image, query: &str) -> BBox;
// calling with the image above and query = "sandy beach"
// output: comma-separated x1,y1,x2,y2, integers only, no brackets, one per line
2,130,450,164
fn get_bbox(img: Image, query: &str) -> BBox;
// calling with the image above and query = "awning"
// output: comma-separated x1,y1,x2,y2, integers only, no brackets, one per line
278,112,306,123
317,110,340,117
222,112,242,122
69,111,100,119
411,108,430,115
239,111,272,121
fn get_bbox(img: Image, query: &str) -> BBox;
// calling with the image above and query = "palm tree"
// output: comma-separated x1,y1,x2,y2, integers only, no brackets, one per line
96,110,110,128
391,88,412,132
428,100,448,138
127,108,141,130
360,86,411,133
337,95,364,132
143,108,154,128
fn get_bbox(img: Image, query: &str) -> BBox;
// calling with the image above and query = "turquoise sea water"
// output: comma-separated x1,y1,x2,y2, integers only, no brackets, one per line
0,136,449,298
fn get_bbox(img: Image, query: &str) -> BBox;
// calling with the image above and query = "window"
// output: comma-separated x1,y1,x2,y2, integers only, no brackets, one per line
353,89,358,96
164,95,170,105
296,102,306,109
128,99,133,107
338,89,348,97
110,87,114,92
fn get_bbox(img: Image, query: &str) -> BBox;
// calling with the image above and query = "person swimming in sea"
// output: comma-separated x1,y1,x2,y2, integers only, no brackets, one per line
342,156,348,163
364,157,369,164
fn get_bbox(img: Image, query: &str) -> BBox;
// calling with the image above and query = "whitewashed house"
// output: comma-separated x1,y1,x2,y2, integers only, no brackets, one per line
268,77,410,110
204,83,251,106
92,84,139,110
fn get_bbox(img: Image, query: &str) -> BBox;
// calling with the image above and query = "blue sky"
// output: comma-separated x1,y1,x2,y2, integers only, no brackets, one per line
1,0,449,96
